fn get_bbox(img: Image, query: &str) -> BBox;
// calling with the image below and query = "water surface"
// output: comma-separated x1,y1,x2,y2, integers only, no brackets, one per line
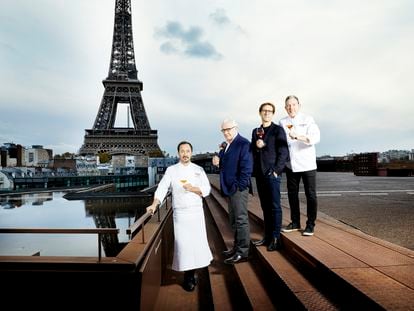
0,191,150,256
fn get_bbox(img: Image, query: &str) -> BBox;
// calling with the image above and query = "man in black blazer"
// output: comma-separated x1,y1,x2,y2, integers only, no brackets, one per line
212,118,253,264
251,102,289,251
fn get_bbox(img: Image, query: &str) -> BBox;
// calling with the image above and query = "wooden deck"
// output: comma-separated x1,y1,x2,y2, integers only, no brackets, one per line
1,175,413,310
152,175,414,310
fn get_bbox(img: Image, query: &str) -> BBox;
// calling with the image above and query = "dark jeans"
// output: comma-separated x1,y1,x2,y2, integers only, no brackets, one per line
256,173,282,239
228,189,250,257
285,168,318,228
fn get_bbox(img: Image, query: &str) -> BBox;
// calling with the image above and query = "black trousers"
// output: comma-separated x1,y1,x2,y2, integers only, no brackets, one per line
285,168,318,228
255,173,282,240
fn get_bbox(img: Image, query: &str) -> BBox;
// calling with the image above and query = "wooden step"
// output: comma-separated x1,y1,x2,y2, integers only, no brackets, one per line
280,217,414,310
207,189,339,310
204,200,246,311
205,195,276,310
208,174,414,310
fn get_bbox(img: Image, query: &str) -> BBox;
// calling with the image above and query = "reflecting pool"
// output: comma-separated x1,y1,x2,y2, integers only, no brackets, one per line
0,191,151,257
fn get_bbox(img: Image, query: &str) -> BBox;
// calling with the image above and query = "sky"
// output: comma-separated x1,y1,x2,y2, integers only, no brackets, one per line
0,0,413,157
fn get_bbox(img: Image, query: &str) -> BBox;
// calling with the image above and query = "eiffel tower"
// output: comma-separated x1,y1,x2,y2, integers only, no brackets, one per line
79,0,163,158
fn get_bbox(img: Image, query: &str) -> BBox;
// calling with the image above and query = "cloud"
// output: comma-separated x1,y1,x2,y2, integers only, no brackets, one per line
155,21,222,60
209,9,230,26
1,1,413,158
209,8,246,35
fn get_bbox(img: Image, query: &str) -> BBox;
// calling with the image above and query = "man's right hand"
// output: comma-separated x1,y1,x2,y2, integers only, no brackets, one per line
256,139,265,149
147,204,157,216
212,155,220,167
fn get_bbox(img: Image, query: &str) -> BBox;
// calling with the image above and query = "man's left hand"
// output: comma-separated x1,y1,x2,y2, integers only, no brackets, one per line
289,129,298,140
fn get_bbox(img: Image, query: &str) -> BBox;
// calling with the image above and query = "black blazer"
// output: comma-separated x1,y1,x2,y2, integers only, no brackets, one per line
251,122,289,177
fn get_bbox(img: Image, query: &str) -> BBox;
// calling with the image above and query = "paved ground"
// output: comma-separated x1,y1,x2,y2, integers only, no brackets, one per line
275,172,414,250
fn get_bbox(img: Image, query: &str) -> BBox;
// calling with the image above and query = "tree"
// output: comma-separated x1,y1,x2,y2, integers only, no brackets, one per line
53,152,75,159
98,152,112,163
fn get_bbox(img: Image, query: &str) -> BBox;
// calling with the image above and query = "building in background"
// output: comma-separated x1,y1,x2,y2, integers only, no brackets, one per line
1,143,25,167
25,145,52,168
353,153,379,176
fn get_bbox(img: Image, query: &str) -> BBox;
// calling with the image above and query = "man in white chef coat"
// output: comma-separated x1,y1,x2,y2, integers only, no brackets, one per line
279,95,321,236
147,141,213,291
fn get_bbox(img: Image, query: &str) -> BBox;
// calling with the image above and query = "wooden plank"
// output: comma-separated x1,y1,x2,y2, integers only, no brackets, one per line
284,232,369,269
208,175,414,310
376,265,414,289
206,195,276,310
313,222,414,267
333,267,414,311
204,204,237,311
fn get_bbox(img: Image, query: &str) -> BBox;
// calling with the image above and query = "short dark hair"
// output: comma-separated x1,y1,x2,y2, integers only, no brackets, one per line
177,141,193,152
259,102,275,113
285,95,299,104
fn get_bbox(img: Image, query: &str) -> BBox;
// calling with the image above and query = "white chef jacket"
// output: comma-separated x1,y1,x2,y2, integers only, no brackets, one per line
279,112,320,172
154,162,213,271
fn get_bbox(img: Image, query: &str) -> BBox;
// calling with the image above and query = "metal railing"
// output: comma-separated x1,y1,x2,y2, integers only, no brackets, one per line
126,191,171,243
0,228,119,261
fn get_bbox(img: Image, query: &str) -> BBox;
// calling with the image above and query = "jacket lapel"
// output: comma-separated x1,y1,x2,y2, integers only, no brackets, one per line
225,134,239,155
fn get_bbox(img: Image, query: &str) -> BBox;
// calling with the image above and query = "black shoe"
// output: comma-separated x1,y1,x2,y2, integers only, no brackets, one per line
182,278,196,292
302,225,314,236
253,238,268,246
182,273,197,292
224,254,248,265
267,238,281,251
222,248,236,257
281,223,301,232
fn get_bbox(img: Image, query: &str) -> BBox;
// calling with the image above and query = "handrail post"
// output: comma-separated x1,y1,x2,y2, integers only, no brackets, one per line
98,233,102,262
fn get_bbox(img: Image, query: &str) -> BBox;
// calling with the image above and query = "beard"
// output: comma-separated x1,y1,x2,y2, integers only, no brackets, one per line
181,156,190,163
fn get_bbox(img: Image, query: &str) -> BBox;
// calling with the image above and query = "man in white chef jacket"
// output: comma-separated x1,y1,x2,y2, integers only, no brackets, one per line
279,95,321,236
147,141,213,292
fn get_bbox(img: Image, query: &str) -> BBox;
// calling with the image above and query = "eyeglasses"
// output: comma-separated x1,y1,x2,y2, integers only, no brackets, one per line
221,126,235,133
261,109,274,114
